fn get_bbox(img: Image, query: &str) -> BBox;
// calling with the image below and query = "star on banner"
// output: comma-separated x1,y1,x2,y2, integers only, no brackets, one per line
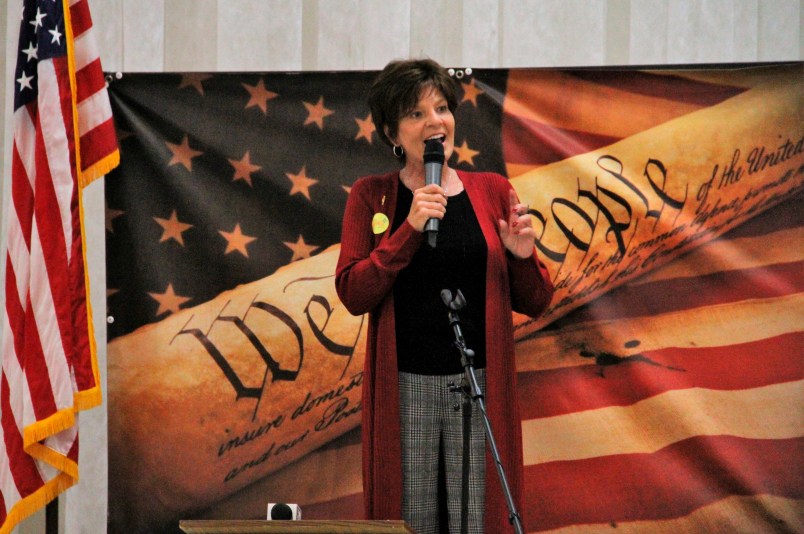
461,78,484,106
166,135,203,172
149,283,192,317
105,202,124,233
355,114,375,143
179,73,213,95
219,223,257,257
229,151,261,186
154,210,193,245
242,79,278,113
454,139,480,166
303,96,334,130
283,235,320,262
116,128,134,142
287,166,318,200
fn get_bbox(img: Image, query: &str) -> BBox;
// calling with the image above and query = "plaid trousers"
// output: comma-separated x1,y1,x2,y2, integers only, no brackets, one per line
399,370,487,534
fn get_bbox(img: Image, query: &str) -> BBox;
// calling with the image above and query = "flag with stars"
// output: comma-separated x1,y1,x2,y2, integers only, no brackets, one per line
1,0,118,532
104,70,508,339
104,66,802,533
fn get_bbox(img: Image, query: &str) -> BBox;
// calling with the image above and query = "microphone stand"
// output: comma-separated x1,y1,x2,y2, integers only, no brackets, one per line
442,290,525,534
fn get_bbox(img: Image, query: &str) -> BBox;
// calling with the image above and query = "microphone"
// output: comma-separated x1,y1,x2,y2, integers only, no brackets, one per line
441,289,466,310
423,138,445,248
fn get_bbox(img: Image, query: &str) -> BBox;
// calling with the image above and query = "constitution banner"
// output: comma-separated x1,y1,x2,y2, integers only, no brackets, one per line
105,64,802,533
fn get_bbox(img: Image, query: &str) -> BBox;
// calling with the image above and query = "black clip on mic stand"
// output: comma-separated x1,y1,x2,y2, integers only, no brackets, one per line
441,289,525,534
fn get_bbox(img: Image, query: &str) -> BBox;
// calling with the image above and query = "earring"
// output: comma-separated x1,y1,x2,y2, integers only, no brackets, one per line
393,145,404,158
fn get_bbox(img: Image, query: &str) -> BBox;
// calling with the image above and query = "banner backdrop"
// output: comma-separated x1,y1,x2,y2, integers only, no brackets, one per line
104,64,803,533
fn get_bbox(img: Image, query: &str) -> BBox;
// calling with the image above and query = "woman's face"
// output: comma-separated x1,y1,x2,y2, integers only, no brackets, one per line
391,86,455,168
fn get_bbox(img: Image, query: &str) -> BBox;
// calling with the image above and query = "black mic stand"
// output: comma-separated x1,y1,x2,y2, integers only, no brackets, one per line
441,290,525,534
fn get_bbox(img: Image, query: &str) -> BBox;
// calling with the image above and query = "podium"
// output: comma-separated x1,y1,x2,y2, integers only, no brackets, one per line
178,519,417,533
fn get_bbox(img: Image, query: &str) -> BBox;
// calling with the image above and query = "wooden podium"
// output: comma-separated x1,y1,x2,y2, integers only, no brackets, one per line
178,519,417,533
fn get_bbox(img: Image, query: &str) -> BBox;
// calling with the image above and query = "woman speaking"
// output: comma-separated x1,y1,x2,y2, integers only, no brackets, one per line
336,58,554,533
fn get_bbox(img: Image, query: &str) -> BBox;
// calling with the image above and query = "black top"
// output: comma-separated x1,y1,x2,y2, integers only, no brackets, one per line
392,184,487,375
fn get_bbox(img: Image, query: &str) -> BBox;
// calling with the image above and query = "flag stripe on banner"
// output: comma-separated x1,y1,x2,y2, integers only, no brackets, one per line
502,119,619,173
522,436,803,532
0,0,118,531
565,71,745,105
522,380,803,463
302,494,364,524
631,227,803,283
558,261,802,324
518,332,803,420
518,292,804,373
501,70,746,174
550,495,804,534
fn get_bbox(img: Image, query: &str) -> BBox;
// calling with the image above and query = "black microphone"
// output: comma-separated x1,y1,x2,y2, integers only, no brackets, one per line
423,138,445,248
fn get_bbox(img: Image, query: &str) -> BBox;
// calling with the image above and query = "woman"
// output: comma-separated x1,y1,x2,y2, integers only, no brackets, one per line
335,58,554,534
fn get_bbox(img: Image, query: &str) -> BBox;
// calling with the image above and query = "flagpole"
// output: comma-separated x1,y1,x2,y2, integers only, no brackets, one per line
45,498,58,534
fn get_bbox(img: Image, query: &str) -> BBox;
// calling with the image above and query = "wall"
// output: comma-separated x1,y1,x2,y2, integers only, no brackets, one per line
1,1,802,532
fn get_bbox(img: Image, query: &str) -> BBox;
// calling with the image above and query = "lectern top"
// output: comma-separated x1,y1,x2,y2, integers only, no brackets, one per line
178,519,418,534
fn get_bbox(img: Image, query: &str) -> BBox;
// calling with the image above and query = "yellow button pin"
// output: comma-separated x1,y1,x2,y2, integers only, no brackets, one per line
372,212,389,234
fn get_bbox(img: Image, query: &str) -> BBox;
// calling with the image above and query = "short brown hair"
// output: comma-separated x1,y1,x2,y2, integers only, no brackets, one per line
368,58,458,148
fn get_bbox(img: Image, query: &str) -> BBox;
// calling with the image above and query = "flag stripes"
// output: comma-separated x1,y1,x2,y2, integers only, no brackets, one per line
560,261,802,324
522,380,803,464
517,292,804,374
501,119,619,172
629,227,803,284
501,70,747,175
67,0,119,184
566,71,745,106
302,494,364,524
522,436,803,532
517,332,802,420
68,0,92,37
542,495,803,534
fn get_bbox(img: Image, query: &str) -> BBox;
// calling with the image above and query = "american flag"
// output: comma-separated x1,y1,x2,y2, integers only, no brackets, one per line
1,0,118,531
104,66,802,533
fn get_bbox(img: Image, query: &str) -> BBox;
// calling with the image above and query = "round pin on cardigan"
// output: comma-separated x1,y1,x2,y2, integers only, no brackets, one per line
372,212,389,234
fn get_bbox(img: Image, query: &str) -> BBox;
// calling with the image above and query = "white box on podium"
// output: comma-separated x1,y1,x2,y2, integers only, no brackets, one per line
267,503,302,520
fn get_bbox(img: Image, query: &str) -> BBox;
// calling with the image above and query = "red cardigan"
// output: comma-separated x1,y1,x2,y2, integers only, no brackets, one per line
336,169,554,532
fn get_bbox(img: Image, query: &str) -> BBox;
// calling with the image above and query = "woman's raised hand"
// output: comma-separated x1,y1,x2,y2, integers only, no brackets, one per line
498,189,535,259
